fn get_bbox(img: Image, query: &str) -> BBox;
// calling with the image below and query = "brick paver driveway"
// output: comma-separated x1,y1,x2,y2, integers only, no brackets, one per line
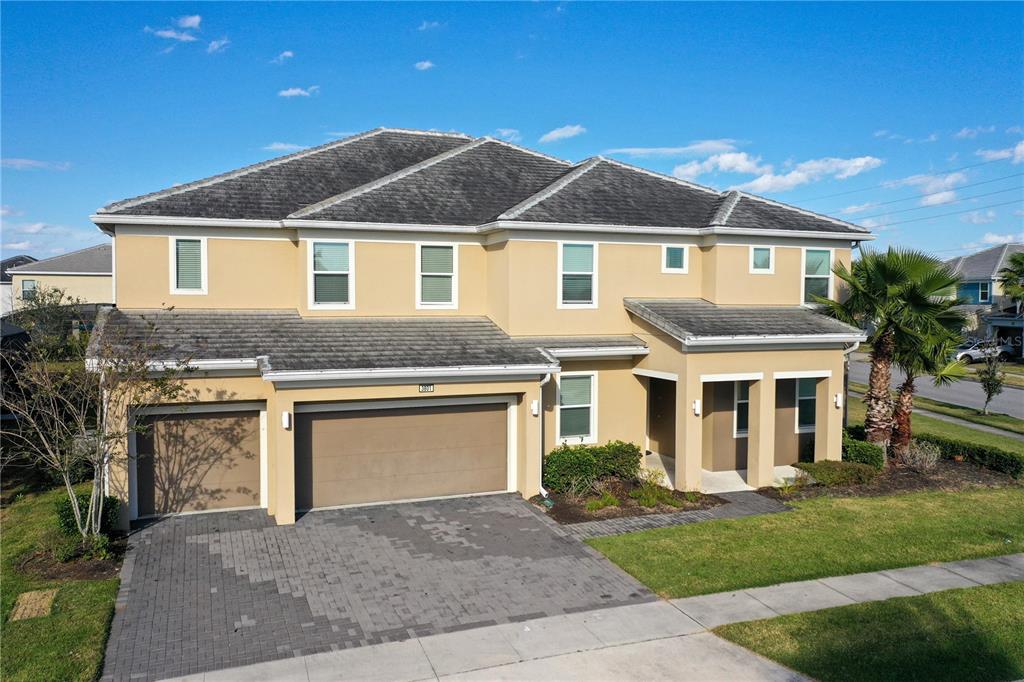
102,494,653,681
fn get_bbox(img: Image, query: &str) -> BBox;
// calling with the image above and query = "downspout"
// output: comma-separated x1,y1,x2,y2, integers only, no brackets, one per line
536,348,558,500
841,341,861,429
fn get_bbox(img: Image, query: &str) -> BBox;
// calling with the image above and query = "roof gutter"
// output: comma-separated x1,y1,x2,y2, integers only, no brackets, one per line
85,357,260,372
262,363,561,384
545,346,650,359
683,333,868,347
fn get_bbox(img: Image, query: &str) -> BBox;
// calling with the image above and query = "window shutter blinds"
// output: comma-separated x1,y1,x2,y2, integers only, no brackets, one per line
559,376,592,406
665,247,685,269
562,244,593,272
314,274,349,303
420,275,452,303
805,250,830,276
421,246,453,274
176,240,202,290
753,248,771,270
314,243,349,272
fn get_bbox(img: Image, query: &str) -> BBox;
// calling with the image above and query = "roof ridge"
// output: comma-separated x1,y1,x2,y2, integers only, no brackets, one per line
97,129,471,214
497,157,604,220
596,156,724,197
477,136,573,167
729,191,870,233
9,242,110,272
992,243,1012,278
287,138,487,218
710,190,742,225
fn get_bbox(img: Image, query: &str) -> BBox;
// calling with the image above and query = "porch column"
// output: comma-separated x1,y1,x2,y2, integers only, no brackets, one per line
814,376,842,461
269,392,296,525
746,378,776,488
674,370,702,491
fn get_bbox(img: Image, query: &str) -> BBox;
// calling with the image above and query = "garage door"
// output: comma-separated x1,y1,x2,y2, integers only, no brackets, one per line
135,410,261,517
295,402,508,510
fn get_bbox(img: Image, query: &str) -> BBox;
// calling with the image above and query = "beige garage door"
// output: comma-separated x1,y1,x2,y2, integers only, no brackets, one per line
136,410,261,517
295,402,508,510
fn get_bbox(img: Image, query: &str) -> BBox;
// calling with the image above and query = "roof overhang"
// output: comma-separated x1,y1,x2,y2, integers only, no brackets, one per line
544,345,650,360
262,363,560,385
9,271,111,276
683,333,867,348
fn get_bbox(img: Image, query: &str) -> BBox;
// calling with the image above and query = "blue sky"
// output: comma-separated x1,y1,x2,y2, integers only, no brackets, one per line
2,2,1021,261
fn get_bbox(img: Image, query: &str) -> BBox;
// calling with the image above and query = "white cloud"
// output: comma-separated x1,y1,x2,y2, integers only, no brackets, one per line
954,125,996,139
960,210,998,225
1,158,72,171
271,50,294,64
414,60,435,71
145,26,197,42
207,38,229,53
873,129,890,138
418,20,442,31
495,128,522,143
4,221,74,237
176,15,201,29
263,142,306,152
841,202,878,215
859,217,891,231
886,171,967,206
539,124,586,143
975,140,1024,164
962,231,1024,249
277,85,319,97
1007,125,1023,135
2,241,32,250
672,152,772,181
733,156,883,193
605,139,738,157
1,206,23,217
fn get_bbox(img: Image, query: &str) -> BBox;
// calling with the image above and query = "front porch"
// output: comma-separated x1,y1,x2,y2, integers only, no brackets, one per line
643,451,801,494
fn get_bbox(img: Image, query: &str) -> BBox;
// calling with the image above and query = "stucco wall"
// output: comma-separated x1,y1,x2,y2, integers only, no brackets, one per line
11,273,112,306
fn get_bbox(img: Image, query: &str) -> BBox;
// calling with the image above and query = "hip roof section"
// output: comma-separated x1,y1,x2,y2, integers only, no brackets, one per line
8,243,111,274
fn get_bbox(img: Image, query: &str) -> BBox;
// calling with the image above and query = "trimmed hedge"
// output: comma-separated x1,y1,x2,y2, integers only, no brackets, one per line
912,433,1024,479
56,492,120,537
795,461,879,486
842,430,886,470
543,440,643,492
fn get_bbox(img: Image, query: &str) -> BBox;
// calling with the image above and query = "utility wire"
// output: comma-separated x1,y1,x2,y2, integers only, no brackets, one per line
865,199,1022,227
855,186,1024,220
829,172,1024,214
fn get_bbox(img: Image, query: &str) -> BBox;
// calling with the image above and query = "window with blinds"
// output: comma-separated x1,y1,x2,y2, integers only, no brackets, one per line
21,279,36,300
751,246,773,273
559,374,594,442
560,243,594,305
312,242,351,305
174,239,204,292
804,249,831,303
734,381,749,437
663,245,687,272
419,244,455,306
796,378,817,433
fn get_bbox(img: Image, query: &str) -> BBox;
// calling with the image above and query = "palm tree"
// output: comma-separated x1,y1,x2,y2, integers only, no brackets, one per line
997,251,1024,315
818,248,964,448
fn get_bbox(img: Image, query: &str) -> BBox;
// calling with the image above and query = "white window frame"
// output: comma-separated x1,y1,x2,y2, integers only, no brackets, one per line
169,236,208,295
416,242,459,310
556,371,597,445
661,244,689,274
733,380,749,439
800,247,833,306
795,378,817,434
557,242,598,309
749,245,775,274
307,238,356,310
20,279,36,300
979,281,990,303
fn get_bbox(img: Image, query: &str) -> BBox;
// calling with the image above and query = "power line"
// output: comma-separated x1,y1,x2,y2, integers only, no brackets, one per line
829,172,1024,214
855,186,1023,220
867,199,1023,228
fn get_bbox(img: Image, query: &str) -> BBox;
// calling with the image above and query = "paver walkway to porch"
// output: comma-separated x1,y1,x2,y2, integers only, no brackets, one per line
166,553,1024,681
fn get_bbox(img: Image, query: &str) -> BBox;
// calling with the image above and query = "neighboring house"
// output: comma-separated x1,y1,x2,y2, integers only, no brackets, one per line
87,128,870,528
946,243,1024,351
1,254,37,316
7,243,113,309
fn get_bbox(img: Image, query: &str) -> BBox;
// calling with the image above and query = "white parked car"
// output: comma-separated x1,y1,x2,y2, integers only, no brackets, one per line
954,340,1014,363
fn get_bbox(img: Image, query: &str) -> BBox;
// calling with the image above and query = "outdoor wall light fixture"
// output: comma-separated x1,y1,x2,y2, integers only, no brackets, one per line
281,411,292,430
692,399,701,416
834,393,843,409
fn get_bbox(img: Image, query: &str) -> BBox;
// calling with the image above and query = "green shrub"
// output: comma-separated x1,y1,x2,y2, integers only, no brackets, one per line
629,469,682,507
842,430,886,470
55,492,120,537
912,433,1024,478
543,444,600,492
795,461,879,486
585,489,620,512
592,440,643,481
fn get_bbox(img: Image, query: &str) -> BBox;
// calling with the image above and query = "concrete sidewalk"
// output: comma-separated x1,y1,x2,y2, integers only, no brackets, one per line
848,388,1024,441
164,553,1023,681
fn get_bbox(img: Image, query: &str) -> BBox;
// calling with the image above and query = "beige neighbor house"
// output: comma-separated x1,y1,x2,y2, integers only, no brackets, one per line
87,128,871,529
8,243,113,308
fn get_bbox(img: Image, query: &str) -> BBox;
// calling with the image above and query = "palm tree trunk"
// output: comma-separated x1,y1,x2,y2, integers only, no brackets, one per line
891,375,915,458
864,331,895,447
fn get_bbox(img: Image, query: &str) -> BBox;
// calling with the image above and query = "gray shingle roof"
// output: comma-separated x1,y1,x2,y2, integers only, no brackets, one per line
98,129,471,221
624,298,864,341
92,308,553,372
946,243,1024,281
716,193,869,235
8,244,111,274
1,255,37,282
511,335,645,351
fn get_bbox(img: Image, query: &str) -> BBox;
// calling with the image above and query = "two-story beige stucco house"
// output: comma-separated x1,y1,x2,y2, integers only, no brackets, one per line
8,243,113,308
88,128,871,528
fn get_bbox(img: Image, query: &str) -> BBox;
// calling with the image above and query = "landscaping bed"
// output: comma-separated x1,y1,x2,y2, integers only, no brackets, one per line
533,477,723,524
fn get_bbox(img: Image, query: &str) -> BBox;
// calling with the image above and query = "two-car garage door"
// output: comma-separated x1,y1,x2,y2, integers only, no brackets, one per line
295,401,510,510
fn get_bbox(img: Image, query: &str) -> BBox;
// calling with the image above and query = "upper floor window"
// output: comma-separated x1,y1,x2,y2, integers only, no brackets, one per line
21,279,36,300
559,373,596,443
979,282,990,303
311,241,353,308
734,380,749,438
803,248,831,304
559,243,596,308
796,378,817,433
750,246,774,274
662,245,688,274
171,237,207,295
417,244,457,309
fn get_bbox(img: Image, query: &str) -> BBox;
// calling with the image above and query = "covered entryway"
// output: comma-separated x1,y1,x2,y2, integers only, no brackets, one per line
295,398,512,510
134,409,262,517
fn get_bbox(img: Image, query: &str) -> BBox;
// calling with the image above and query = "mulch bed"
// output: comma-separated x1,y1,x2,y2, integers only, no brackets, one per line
759,459,1021,502
533,478,724,525
17,536,125,581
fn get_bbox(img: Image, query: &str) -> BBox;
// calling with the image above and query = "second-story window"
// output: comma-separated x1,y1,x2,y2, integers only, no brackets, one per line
979,282,990,303
312,241,352,306
560,243,596,307
803,249,831,304
418,244,457,308
750,246,774,274
172,237,206,294
662,245,688,273
21,279,36,300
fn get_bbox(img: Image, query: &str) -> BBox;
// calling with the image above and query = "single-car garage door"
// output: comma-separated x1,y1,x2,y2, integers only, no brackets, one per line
295,401,509,510
135,410,261,517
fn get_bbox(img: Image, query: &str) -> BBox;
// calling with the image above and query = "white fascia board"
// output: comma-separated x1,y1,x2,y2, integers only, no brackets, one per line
85,358,260,372
546,346,650,359
700,372,763,383
685,333,866,347
633,368,679,382
774,370,833,379
9,271,112,276
262,363,560,383
90,214,283,229
484,221,874,241
282,219,479,234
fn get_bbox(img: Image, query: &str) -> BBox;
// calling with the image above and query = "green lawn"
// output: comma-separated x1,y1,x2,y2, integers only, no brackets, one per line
716,582,1024,682
848,381,1024,436
587,488,1023,598
0,486,118,681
